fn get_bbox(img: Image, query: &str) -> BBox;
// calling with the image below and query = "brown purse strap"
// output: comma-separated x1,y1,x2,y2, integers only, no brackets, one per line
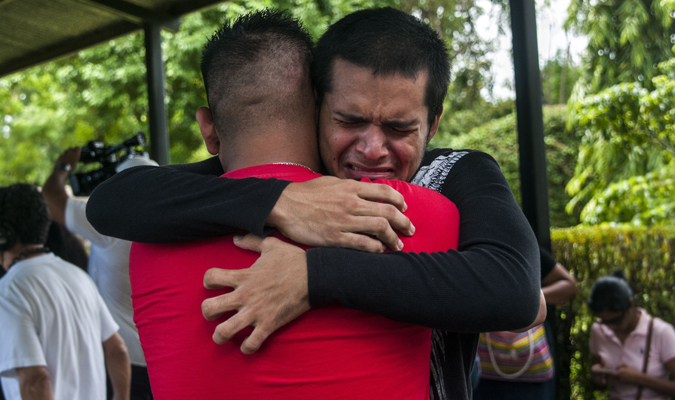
635,317,655,400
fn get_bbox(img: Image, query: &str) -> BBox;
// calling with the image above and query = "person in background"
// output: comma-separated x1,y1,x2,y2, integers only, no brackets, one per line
475,247,577,400
45,221,89,272
42,148,156,400
589,271,675,400
0,183,129,400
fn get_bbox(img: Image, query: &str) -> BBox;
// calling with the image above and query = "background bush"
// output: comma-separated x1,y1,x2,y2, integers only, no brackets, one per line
551,225,675,400
431,105,584,227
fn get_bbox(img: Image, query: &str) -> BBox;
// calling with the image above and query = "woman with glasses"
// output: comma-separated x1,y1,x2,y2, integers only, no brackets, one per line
589,272,675,400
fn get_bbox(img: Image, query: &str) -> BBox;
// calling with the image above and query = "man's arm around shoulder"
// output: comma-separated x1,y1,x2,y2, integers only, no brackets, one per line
86,156,291,243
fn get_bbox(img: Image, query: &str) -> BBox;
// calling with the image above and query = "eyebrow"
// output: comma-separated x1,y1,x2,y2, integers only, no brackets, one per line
334,111,419,128
384,119,419,129
334,111,369,123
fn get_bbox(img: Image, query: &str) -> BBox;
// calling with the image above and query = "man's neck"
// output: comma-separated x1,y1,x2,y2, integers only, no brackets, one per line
220,132,321,173
2,244,46,270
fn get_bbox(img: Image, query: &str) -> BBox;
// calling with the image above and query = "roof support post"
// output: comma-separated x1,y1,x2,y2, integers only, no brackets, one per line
509,0,551,250
144,21,170,165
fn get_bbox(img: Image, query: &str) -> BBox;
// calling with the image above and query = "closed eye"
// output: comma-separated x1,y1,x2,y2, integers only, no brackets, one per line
335,119,363,127
333,111,368,127
387,125,417,135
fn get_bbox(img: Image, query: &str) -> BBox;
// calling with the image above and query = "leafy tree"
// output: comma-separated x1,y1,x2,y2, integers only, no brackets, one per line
430,105,584,227
565,0,675,93
566,57,675,225
541,48,583,105
562,0,675,225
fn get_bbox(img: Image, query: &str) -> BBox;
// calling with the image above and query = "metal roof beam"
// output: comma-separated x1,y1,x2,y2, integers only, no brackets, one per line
76,0,181,32
0,0,20,8
166,0,229,15
0,21,139,78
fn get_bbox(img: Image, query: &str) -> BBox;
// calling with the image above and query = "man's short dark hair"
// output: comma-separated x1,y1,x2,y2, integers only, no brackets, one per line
200,9,314,141
312,7,450,127
0,183,51,246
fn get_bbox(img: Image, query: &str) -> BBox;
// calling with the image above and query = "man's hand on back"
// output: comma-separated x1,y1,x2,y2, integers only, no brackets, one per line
202,234,310,354
200,178,414,353
266,176,414,253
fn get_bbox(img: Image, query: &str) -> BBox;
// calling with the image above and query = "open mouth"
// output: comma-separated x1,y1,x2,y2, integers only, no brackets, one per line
343,163,396,180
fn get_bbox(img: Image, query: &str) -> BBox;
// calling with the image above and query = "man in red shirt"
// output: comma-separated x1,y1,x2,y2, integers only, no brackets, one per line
130,10,460,399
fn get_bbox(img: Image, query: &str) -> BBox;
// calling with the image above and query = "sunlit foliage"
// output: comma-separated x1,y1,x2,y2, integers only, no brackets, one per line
563,0,675,225
565,0,675,93
566,57,675,225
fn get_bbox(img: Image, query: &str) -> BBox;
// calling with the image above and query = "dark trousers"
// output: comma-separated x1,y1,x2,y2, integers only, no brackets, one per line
473,377,556,400
107,364,153,400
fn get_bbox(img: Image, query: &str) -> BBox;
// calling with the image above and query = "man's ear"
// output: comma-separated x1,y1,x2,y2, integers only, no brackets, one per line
427,107,443,143
196,107,220,155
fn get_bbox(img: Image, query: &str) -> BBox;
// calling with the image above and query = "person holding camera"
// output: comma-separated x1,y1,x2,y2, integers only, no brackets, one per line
0,183,129,400
42,147,157,400
589,272,675,400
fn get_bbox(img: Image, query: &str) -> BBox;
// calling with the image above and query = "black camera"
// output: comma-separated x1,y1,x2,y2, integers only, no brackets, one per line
69,131,149,196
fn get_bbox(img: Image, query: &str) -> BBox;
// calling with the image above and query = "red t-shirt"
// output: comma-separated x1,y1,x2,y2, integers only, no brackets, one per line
130,164,460,400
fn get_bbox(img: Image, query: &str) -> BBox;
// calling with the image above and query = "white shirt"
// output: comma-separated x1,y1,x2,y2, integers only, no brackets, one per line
0,253,119,400
65,198,146,366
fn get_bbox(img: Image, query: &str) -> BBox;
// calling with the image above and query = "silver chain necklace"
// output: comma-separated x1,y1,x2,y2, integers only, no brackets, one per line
271,162,316,173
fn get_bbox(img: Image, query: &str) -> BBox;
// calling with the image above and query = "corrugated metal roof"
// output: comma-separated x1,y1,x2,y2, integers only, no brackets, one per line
0,0,226,77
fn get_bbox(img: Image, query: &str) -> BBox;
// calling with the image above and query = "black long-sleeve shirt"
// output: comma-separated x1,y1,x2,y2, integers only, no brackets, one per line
86,148,540,400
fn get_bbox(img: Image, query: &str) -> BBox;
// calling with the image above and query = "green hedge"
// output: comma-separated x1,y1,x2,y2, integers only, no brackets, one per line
551,225,675,400
432,105,584,227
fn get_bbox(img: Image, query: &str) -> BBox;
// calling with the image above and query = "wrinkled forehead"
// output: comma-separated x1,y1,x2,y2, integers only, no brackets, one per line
326,57,424,92
325,59,429,121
